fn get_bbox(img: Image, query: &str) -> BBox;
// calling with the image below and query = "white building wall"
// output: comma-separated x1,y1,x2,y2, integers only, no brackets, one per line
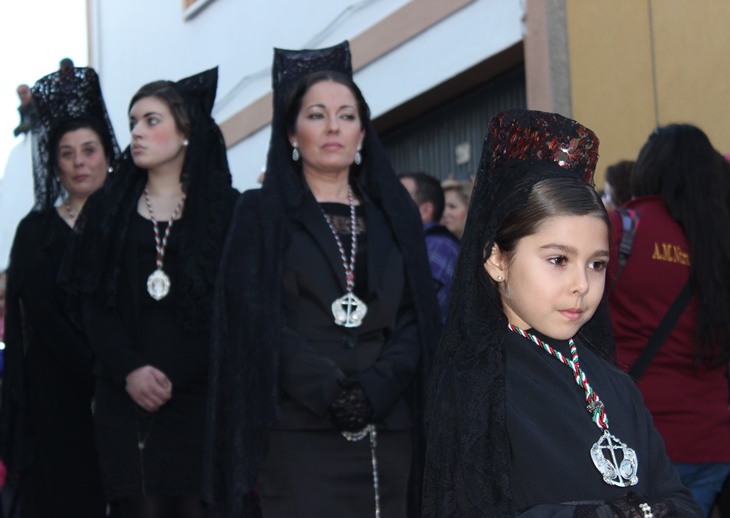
91,0,523,191
0,138,33,269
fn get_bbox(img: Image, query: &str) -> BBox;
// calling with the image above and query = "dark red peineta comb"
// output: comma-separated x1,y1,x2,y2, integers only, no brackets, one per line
487,110,599,185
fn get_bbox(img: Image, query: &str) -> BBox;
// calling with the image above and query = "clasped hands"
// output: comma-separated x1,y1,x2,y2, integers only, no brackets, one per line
328,378,374,432
125,365,173,412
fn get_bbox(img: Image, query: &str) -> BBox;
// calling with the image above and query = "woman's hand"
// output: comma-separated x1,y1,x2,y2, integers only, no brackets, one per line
329,379,374,432
125,365,173,412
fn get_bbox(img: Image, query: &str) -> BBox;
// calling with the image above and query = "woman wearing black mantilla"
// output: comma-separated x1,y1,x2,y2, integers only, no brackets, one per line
203,42,440,518
64,67,239,517
0,67,118,517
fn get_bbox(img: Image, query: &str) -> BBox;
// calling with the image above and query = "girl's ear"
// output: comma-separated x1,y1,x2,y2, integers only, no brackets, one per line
484,243,507,282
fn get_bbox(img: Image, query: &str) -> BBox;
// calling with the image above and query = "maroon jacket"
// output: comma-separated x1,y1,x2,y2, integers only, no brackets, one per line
608,195,730,463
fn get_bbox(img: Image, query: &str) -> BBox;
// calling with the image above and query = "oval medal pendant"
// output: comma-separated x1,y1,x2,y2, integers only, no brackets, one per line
332,292,368,328
590,429,639,487
147,268,171,301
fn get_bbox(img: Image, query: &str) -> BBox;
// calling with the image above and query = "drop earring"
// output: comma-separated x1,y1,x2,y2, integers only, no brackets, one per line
182,139,189,147
354,150,361,165
292,146,300,161
107,166,113,174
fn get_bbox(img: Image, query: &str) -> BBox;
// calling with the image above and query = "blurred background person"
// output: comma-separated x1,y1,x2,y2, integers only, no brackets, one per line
608,124,730,517
1,67,118,517
440,178,472,241
399,172,459,325
602,159,634,210
12,84,36,138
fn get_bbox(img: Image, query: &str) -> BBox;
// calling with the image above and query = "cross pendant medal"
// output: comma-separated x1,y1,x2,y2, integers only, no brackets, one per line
332,292,368,328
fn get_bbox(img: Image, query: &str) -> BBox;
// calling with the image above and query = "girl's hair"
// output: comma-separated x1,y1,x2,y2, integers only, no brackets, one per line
128,80,192,137
442,179,474,207
494,176,608,265
284,70,370,137
50,118,113,170
632,124,730,363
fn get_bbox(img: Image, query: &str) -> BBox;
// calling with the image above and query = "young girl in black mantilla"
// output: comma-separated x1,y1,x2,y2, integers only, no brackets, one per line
422,110,702,517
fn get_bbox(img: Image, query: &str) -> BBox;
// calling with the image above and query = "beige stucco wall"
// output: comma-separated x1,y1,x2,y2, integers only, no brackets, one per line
565,0,730,186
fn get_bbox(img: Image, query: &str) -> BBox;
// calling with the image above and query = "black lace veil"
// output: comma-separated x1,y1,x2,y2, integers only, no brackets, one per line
422,110,615,516
30,67,120,210
63,67,237,330
203,41,440,516
264,42,353,208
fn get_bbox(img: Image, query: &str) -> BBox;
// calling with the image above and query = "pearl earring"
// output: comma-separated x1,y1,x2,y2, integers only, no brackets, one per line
496,275,504,282
183,139,189,147
107,166,113,174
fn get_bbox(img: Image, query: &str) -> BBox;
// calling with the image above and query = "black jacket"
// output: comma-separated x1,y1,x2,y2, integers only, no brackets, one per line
276,189,420,430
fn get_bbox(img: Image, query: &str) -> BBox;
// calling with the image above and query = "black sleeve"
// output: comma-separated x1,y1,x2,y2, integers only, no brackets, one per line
0,226,30,470
16,282,92,377
355,282,421,418
515,504,584,517
278,323,346,417
6,214,95,378
83,301,146,386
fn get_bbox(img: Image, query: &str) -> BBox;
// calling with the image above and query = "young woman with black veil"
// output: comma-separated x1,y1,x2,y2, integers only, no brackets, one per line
608,125,730,516
422,110,702,517
202,42,440,518
63,67,239,517
0,67,118,517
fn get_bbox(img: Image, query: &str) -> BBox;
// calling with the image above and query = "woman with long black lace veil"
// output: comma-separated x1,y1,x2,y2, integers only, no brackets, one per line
0,67,118,517
421,110,701,517
63,67,239,517
203,42,440,518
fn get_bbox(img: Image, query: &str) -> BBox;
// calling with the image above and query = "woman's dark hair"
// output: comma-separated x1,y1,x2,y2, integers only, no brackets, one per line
632,124,730,363
284,70,370,139
50,118,113,170
128,80,192,138
493,175,609,265
605,160,634,207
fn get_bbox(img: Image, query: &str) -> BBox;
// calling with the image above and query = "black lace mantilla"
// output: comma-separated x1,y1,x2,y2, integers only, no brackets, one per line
64,67,238,332
31,67,120,211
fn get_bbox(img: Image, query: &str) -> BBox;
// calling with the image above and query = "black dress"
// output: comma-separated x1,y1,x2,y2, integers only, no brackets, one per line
1,209,105,517
87,213,208,499
504,330,701,515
